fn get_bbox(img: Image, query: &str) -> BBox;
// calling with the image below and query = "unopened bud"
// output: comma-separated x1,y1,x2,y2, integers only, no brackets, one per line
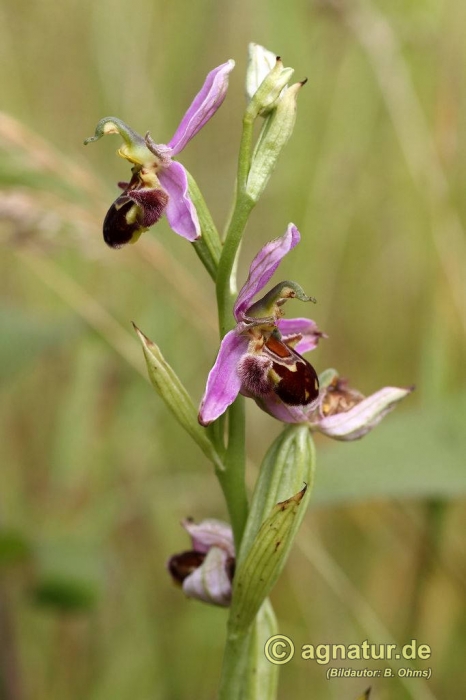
245,43,277,100
246,44,294,118
229,484,309,634
246,81,306,203
228,426,315,634
238,425,314,567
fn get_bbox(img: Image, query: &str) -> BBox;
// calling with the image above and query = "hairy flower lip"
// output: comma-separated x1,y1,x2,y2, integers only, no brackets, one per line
102,183,170,248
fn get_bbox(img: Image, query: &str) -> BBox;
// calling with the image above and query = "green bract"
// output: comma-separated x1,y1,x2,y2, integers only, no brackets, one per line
134,324,221,468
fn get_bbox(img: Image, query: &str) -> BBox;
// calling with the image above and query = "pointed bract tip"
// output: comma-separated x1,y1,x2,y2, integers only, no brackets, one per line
277,484,307,509
132,323,153,348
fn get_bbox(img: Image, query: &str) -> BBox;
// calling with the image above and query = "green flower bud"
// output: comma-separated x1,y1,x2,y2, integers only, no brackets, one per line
245,43,277,101
134,324,221,467
238,424,315,565
229,485,309,634
228,425,315,634
246,81,306,203
246,45,294,119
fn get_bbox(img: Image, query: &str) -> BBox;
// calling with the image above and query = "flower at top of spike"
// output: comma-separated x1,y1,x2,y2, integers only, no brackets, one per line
167,518,235,607
84,60,234,248
198,224,325,426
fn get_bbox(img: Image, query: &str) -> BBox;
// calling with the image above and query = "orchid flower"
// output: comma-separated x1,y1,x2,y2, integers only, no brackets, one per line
198,224,325,426
167,519,235,607
255,369,414,440
84,60,234,247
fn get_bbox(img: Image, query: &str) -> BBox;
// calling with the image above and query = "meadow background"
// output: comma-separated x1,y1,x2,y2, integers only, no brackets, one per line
0,0,465,698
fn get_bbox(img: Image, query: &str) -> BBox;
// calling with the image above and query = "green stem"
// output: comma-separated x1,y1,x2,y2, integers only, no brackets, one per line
216,112,255,335
218,629,251,700
211,108,256,547
237,111,255,194
212,108,257,699
216,195,255,334
214,397,249,549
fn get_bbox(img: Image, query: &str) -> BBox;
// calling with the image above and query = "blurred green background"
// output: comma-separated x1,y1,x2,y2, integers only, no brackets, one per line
0,0,465,698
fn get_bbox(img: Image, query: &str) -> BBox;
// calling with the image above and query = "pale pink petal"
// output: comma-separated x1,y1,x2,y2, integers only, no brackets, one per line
311,386,413,441
182,547,232,607
182,519,235,557
168,60,235,155
253,393,318,424
158,161,200,241
198,331,247,426
234,223,300,320
278,316,326,354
